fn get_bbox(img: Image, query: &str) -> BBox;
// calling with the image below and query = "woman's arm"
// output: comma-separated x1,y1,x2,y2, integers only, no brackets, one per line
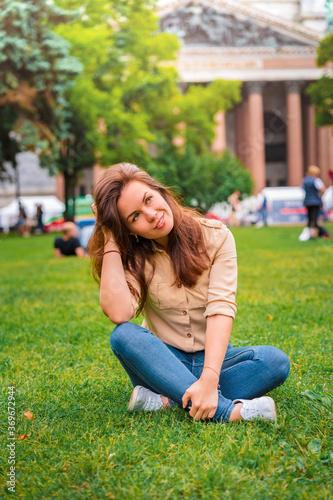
314,178,326,196
182,314,233,421
90,202,137,324
319,185,326,196
99,238,136,325
182,226,237,421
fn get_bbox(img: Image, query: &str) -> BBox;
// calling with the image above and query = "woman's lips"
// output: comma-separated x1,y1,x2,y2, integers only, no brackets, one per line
155,214,165,229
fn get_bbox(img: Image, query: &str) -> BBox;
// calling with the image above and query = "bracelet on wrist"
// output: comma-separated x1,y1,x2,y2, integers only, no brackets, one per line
103,249,121,256
202,366,220,388
203,366,220,378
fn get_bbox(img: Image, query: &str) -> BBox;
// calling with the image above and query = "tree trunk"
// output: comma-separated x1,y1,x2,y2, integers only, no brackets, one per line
63,169,76,221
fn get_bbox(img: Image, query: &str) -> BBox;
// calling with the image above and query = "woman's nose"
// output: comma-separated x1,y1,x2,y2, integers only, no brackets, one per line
144,208,157,222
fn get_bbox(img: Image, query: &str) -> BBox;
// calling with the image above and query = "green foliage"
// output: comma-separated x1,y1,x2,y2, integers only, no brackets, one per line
148,147,253,209
0,0,82,177
0,0,244,208
0,226,332,498
53,0,244,207
55,0,241,161
176,80,242,154
316,33,333,66
55,0,181,168
306,33,333,127
307,76,333,126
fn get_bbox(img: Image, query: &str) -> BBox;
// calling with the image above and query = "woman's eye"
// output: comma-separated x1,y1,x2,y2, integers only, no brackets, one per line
132,213,139,222
146,196,152,204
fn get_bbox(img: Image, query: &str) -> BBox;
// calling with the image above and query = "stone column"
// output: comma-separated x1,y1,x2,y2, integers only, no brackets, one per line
246,82,266,193
305,104,317,167
235,99,250,169
328,128,333,186
286,81,304,186
212,111,227,154
235,103,246,166
317,127,330,186
243,98,250,169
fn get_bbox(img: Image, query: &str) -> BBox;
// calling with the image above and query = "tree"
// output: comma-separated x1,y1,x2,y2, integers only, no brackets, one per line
58,2,243,161
55,0,246,205
55,0,181,168
0,0,250,213
148,147,253,210
307,33,333,126
174,80,242,154
0,0,82,206
49,0,182,218
145,78,248,208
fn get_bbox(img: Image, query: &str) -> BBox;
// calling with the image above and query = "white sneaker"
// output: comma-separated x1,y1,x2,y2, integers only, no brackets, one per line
128,386,164,412
233,396,277,422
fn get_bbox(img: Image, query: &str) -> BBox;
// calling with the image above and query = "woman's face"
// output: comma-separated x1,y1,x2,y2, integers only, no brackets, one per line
117,180,174,247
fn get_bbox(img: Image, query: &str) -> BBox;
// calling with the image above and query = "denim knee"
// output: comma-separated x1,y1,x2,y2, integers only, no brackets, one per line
273,347,290,386
110,321,136,353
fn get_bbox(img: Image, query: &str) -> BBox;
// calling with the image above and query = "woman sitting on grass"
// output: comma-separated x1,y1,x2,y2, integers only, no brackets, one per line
89,163,290,423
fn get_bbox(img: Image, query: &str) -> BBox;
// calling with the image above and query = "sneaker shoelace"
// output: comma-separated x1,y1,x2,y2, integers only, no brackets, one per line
144,393,162,411
242,399,260,418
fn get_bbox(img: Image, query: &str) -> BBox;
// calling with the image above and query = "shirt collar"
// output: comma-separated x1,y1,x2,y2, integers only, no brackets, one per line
151,240,167,254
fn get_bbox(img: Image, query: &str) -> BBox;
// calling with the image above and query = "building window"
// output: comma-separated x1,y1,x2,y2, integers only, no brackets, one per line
265,143,287,163
264,111,287,163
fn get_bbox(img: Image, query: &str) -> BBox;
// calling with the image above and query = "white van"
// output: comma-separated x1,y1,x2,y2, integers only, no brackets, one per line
259,187,307,225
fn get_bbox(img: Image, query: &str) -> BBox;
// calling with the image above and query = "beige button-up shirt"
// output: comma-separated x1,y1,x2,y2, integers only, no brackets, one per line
126,218,237,352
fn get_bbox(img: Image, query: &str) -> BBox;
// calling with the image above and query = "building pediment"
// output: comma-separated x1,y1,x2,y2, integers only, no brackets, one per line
158,0,321,48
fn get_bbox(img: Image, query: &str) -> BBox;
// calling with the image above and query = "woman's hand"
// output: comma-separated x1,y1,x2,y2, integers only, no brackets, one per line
182,373,219,421
185,315,233,421
91,203,118,247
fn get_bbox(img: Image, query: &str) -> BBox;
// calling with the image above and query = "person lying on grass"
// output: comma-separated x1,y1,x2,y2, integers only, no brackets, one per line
54,222,86,258
88,163,290,423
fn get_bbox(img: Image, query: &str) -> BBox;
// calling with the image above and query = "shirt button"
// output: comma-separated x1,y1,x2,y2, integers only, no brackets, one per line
182,310,187,315
187,333,192,338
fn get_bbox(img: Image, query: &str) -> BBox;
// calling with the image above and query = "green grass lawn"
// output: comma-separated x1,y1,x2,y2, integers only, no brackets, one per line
1,225,332,499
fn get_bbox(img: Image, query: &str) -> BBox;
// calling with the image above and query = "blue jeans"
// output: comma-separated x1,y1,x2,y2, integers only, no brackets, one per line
110,322,290,423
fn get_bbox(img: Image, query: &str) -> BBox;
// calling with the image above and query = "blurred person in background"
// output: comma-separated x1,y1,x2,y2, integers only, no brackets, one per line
227,190,241,227
302,166,326,239
17,202,30,237
35,204,46,233
54,222,86,258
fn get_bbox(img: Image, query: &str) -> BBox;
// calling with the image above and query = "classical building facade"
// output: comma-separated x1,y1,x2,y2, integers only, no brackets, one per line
158,0,332,192
158,0,328,34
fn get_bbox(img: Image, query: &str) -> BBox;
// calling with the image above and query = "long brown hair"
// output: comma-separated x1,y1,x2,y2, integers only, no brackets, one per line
88,163,210,314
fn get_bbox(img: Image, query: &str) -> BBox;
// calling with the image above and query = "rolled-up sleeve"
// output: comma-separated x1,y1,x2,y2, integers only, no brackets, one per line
203,229,237,319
